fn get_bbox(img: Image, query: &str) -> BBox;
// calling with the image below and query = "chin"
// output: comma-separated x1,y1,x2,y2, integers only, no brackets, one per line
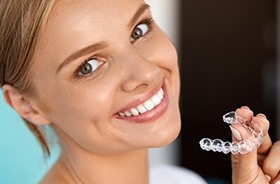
150,113,181,148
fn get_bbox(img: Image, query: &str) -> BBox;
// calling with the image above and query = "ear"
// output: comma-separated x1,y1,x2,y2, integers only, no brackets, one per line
2,84,51,125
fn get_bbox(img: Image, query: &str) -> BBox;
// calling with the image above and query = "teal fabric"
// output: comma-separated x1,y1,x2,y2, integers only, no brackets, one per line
0,91,59,184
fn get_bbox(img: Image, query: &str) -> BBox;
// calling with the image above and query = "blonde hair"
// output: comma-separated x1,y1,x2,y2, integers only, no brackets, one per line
0,0,56,156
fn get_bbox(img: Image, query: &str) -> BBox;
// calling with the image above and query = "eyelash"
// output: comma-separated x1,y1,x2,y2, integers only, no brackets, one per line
75,57,105,78
130,18,154,43
75,18,155,79
141,18,154,30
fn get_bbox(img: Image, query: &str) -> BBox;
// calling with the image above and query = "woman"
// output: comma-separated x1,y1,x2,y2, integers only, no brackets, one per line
0,0,279,183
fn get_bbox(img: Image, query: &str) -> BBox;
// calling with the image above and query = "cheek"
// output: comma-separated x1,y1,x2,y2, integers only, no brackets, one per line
54,88,109,120
151,30,180,96
146,28,180,78
150,28,178,61
37,82,122,152
35,76,114,129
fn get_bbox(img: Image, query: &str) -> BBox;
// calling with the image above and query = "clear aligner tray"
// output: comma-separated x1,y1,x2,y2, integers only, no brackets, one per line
199,111,263,154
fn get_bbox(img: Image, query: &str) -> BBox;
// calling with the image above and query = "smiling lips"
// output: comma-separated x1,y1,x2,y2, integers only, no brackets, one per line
118,88,164,117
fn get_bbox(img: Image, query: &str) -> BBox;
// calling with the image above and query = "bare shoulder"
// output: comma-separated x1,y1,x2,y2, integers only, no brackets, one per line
39,159,73,184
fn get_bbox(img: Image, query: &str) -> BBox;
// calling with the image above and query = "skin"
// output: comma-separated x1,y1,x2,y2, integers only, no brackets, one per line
31,0,181,156
5,0,181,183
2,0,279,183
232,107,280,184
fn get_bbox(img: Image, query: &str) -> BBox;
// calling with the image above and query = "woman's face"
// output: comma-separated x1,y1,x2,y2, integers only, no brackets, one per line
32,0,181,154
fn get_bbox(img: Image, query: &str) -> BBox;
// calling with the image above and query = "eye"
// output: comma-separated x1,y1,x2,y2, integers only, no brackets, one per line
130,22,149,43
77,58,103,76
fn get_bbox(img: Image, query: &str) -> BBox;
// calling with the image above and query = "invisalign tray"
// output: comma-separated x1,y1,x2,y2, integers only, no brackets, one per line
199,111,263,154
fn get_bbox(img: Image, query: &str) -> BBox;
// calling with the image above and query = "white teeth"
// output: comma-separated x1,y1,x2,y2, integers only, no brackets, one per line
159,88,164,95
119,87,165,117
137,105,147,114
124,111,132,117
144,100,155,110
130,108,139,116
157,90,163,100
119,112,125,117
151,94,161,106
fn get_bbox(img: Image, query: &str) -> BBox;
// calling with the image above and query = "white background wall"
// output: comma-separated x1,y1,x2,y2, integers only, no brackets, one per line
144,0,181,166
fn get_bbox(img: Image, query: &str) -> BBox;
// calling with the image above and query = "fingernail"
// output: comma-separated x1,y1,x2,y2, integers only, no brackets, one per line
252,123,261,132
241,106,250,109
256,113,266,119
265,174,271,181
230,126,242,141
274,180,280,184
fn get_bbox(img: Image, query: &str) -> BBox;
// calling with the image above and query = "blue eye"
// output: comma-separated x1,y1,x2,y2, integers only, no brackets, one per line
78,58,102,76
130,22,149,42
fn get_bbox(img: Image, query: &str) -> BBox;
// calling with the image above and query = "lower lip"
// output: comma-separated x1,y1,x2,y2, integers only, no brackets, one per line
114,86,169,123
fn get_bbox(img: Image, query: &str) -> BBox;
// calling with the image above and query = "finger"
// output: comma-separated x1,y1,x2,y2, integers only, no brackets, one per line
231,107,259,182
231,106,255,141
252,114,272,156
263,141,280,181
270,173,280,184
235,106,254,122
231,148,260,183
258,154,266,167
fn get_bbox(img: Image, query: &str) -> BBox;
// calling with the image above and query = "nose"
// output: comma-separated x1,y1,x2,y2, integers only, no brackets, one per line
120,51,161,94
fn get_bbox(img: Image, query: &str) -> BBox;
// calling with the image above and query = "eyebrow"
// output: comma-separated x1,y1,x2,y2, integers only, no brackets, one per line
127,4,150,28
56,41,108,73
56,4,150,73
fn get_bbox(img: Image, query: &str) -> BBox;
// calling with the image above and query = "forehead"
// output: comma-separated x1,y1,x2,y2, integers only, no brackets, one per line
35,0,146,67
45,0,145,42
49,0,144,27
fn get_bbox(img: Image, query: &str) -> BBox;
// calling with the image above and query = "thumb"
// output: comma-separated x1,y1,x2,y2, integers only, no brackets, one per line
231,142,260,183
231,152,260,183
230,123,260,183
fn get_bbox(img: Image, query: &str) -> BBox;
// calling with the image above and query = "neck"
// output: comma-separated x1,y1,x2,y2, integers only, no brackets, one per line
57,142,149,184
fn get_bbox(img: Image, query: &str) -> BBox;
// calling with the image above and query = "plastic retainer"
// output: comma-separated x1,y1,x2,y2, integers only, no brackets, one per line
199,111,263,154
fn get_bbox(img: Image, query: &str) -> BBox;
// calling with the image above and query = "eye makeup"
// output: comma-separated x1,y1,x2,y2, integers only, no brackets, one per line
130,18,154,43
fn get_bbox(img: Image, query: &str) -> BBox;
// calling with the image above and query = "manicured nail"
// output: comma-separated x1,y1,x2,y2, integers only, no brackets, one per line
257,113,266,119
265,174,271,181
241,106,250,109
252,122,261,132
230,126,242,141
274,180,280,184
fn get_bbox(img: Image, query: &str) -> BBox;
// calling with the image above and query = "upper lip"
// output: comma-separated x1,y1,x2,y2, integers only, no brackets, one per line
115,80,164,114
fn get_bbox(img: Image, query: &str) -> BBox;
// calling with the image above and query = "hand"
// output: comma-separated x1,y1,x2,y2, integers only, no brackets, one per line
231,106,280,184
